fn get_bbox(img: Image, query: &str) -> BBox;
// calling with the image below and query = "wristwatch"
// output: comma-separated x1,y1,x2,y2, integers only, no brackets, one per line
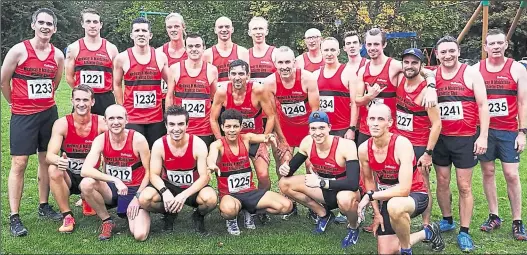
367,190,375,201
135,192,141,199
348,126,357,132
159,187,168,195
319,179,326,188
519,128,527,135
425,149,433,156
426,82,436,89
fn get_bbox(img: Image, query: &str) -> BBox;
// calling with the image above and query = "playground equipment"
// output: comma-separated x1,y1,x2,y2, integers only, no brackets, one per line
457,0,526,59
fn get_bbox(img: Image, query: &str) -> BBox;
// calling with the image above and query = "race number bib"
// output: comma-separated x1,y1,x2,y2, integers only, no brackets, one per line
133,90,156,109
106,165,132,182
396,111,414,131
227,172,251,193
27,79,53,99
367,98,384,109
161,79,168,94
167,170,193,186
182,99,206,118
378,183,395,191
439,101,463,120
488,98,508,117
281,102,307,118
319,96,335,112
80,70,104,88
68,158,84,175
242,118,255,130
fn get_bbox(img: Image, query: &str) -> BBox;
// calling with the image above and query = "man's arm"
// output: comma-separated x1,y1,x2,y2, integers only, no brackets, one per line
372,137,415,200
202,48,213,63
45,118,67,166
345,67,359,134
182,138,210,196
107,42,119,60
210,87,227,139
134,132,151,193
425,105,441,152
148,139,166,191
238,46,250,67
81,135,116,182
353,67,370,106
53,47,65,90
64,42,79,88
209,64,219,96
206,140,222,175
0,44,22,104
303,70,319,111
282,136,310,177
254,82,276,134
357,142,381,214
326,139,360,191
159,54,170,85
166,63,181,109
294,55,303,69
514,62,527,130
471,67,490,139
112,53,125,105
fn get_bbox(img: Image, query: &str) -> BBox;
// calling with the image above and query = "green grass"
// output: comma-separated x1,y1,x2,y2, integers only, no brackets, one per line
2,78,526,254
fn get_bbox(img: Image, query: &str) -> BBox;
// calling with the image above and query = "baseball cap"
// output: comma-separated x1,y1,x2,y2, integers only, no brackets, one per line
308,111,330,124
402,48,424,62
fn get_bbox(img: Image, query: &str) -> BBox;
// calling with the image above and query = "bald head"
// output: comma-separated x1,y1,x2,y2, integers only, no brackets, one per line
273,46,295,62
305,28,321,38
105,104,127,119
368,103,392,120
215,16,232,27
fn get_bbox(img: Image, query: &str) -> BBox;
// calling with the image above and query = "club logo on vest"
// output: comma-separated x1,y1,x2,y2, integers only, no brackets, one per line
121,153,132,157
497,76,509,80
44,64,55,69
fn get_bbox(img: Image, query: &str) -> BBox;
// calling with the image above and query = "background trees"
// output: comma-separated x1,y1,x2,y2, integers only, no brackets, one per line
2,1,526,62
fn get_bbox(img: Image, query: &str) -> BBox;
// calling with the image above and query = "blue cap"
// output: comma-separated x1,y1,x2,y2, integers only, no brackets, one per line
308,111,330,124
402,48,424,62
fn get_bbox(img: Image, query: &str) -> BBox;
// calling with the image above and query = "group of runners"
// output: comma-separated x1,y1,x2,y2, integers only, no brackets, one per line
2,7,526,255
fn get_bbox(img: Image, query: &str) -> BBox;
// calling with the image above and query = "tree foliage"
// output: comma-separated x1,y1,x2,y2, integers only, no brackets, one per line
2,0,526,62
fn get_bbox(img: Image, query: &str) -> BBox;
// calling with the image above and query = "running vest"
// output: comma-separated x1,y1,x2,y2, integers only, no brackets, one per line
161,135,199,189
174,61,212,136
249,46,276,82
160,42,188,96
216,137,255,197
317,64,350,130
275,69,310,126
480,58,518,131
74,38,113,93
436,64,478,136
103,130,145,187
212,44,238,83
366,134,426,193
11,40,57,115
225,81,264,134
395,78,431,146
302,52,324,72
309,136,346,180
61,114,100,175
359,58,397,135
123,47,163,124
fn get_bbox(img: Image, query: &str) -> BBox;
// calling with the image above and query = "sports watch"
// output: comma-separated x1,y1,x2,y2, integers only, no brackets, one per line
348,126,357,132
425,149,433,156
519,128,527,135
319,179,326,188
159,187,168,195
367,190,375,201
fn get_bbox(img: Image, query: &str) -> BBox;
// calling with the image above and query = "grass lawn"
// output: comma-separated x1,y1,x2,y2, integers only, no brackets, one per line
1,78,526,254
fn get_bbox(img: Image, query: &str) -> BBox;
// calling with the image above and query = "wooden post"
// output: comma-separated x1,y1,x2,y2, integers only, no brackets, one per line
481,1,489,59
457,3,483,43
507,1,526,41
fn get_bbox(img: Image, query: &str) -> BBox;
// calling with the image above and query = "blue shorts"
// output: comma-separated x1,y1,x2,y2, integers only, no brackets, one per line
107,182,139,218
478,129,520,163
